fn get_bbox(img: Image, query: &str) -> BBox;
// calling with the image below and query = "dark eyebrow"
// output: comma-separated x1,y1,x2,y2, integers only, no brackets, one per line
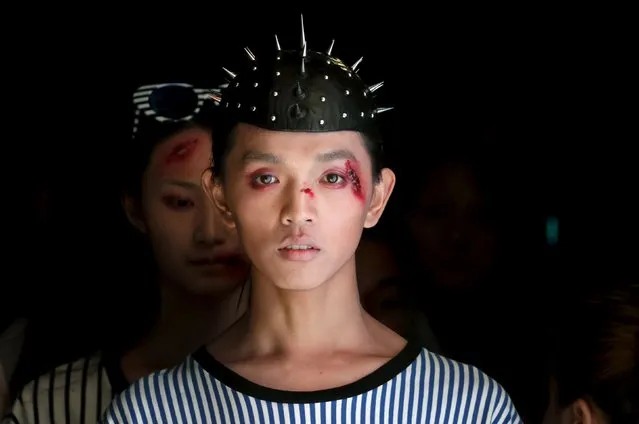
315,149,356,162
240,148,356,165
162,179,201,189
241,151,281,165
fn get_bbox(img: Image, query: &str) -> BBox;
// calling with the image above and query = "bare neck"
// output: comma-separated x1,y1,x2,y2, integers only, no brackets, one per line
236,259,377,358
121,279,248,381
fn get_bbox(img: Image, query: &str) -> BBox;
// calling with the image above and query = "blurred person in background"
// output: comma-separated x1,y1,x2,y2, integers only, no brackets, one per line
543,278,638,424
390,139,547,421
356,235,441,351
3,81,249,424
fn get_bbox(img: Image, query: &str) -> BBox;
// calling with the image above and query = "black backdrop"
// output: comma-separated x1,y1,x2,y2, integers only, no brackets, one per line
4,6,634,390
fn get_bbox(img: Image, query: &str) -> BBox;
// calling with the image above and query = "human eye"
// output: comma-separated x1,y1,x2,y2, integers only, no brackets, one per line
162,195,195,211
249,172,280,189
321,172,346,186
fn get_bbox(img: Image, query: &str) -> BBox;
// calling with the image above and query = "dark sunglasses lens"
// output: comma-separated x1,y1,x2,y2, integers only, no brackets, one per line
149,85,198,120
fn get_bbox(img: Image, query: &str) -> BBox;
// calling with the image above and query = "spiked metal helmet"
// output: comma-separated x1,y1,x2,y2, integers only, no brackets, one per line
211,15,393,135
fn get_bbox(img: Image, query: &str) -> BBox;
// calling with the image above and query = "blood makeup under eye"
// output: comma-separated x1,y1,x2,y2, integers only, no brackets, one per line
312,160,364,202
246,161,365,202
345,160,365,202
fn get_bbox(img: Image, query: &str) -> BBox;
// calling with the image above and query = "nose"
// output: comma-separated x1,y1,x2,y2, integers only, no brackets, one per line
280,181,316,226
193,199,228,246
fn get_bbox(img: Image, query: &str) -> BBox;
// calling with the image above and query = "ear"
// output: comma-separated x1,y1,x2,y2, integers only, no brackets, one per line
121,194,147,234
569,399,596,424
364,168,396,229
201,168,236,229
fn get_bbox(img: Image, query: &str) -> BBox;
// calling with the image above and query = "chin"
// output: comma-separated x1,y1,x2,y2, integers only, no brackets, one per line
251,250,351,292
259,266,331,292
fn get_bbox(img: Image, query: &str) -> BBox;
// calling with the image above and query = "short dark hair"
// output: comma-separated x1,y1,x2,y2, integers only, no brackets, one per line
210,118,385,185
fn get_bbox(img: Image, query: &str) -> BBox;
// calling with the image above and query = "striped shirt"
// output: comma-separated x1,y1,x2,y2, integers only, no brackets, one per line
3,352,128,424
101,342,522,423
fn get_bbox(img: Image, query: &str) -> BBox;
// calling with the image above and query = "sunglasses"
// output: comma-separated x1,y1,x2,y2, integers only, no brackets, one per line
132,82,225,138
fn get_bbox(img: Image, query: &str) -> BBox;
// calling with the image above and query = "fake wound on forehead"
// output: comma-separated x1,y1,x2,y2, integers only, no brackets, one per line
165,138,198,165
212,14,394,134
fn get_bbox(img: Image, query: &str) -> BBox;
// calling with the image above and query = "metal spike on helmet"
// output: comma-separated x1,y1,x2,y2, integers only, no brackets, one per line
216,13,393,133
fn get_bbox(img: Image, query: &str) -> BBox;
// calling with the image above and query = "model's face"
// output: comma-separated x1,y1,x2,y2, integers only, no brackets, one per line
137,126,247,296
214,124,394,291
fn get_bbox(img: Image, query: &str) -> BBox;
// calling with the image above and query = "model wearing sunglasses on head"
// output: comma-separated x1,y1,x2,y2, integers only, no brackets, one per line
3,81,249,424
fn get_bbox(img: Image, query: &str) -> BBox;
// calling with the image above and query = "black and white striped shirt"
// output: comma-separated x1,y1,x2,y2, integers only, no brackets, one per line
101,342,522,423
3,352,128,424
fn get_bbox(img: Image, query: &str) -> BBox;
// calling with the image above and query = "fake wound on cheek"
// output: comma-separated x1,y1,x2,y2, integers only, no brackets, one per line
345,160,365,202
298,160,365,203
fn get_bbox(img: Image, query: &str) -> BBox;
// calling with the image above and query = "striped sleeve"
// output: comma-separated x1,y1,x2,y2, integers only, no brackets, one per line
418,350,523,423
99,364,179,424
99,380,146,424
99,361,203,423
3,355,113,424
489,383,523,424
98,396,125,424
2,377,40,424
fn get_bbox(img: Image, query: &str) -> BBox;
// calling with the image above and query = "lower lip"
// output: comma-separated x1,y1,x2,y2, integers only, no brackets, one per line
278,248,320,261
